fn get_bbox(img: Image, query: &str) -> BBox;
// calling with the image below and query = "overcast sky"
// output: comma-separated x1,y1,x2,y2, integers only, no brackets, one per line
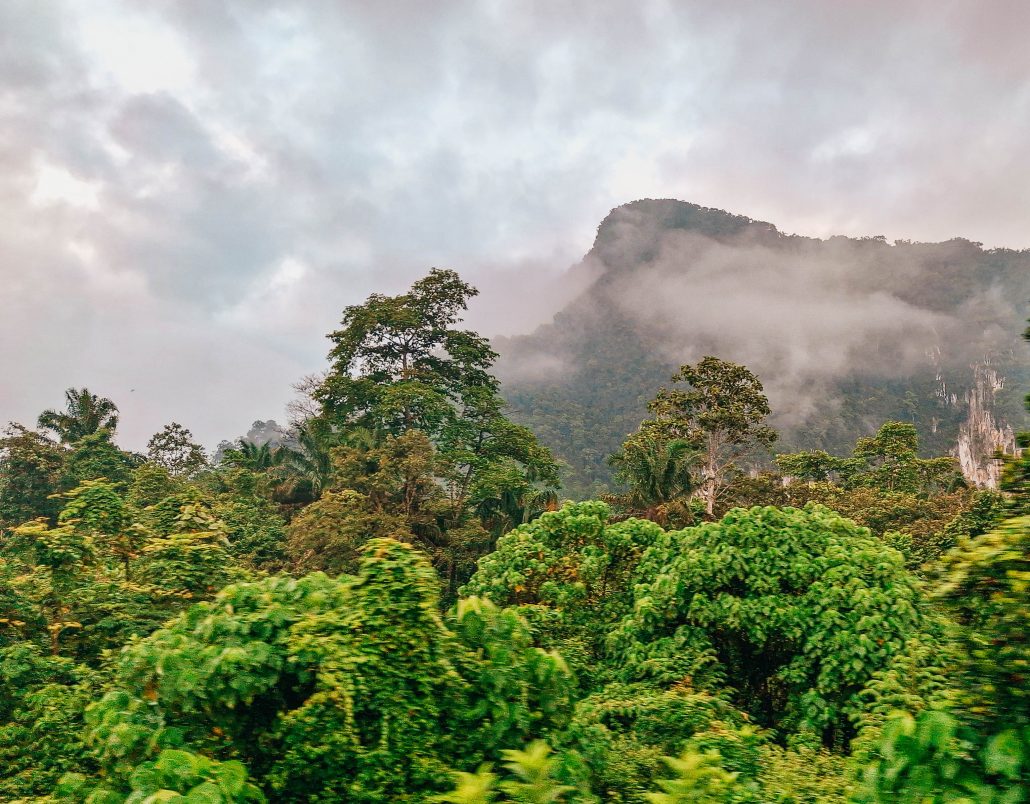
3,0,1029,451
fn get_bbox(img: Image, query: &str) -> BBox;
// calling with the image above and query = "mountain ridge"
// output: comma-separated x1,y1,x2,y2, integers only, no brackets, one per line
496,199,1029,497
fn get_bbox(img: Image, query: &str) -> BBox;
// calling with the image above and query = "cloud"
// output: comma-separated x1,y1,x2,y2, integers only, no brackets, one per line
1,1,1029,449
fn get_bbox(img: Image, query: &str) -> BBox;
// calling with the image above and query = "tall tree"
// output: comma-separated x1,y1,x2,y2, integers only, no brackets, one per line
644,357,776,516
316,268,497,437
146,423,207,478
312,269,560,577
37,388,119,444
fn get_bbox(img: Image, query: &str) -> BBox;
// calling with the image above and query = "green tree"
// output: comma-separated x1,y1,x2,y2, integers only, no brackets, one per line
62,429,137,488
773,450,844,483
286,488,410,575
37,387,119,444
316,268,497,437
272,420,341,502
219,439,286,473
777,421,961,496
608,429,698,524
308,272,559,590
147,422,208,477
611,504,932,748
644,358,776,516
463,501,663,683
0,424,64,527
861,519,1030,802
0,644,100,799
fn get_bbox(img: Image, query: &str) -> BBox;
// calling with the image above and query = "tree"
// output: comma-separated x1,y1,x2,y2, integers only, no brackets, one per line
462,501,664,683
643,357,776,516
608,429,698,523
286,488,410,575
852,421,957,494
316,268,497,437
777,421,962,495
61,429,137,488
147,423,208,477
37,388,119,444
0,424,64,527
862,517,1030,802
436,386,560,528
219,439,286,473
611,504,932,748
270,420,345,503
311,270,560,586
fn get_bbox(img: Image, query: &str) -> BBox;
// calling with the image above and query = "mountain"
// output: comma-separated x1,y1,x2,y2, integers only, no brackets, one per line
495,199,1030,497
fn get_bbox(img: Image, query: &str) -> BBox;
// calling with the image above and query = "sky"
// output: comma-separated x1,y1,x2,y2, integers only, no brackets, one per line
2,0,1030,451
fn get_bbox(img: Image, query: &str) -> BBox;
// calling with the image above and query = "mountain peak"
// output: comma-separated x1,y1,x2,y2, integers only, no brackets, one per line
591,199,788,271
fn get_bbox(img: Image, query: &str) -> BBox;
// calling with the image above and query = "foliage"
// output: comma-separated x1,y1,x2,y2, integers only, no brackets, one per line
0,644,99,799
462,502,663,683
776,421,962,496
78,539,575,802
287,488,410,575
317,268,497,437
640,357,776,516
562,683,741,800
38,387,120,444
0,423,64,527
612,504,928,746
310,270,560,592
3,481,244,663
60,748,266,803
62,429,138,489
147,422,208,478
434,742,579,804
645,750,737,804
212,486,289,572
608,430,698,525
127,462,186,509
1,269,1026,802
860,517,1030,801
219,439,286,473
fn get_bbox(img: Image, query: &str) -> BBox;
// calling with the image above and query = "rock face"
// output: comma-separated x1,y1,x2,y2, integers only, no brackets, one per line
956,362,1019,488
499,199,1030,497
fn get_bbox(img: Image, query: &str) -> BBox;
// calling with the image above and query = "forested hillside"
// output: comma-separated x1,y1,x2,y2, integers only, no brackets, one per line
498,200,1030,497
0,269,1027,803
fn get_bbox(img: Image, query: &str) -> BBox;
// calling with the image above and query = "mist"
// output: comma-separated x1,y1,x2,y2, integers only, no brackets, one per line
497,200,1029,439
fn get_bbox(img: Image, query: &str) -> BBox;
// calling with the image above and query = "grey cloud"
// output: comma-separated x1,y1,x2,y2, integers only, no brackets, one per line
1,0,1029,451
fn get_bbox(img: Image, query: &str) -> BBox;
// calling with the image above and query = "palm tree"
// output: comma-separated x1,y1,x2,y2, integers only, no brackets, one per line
608,431,697,518
274,423,339,501
472,460,560,541
38,388,119,444
221,440,286,472
476,483,559,538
